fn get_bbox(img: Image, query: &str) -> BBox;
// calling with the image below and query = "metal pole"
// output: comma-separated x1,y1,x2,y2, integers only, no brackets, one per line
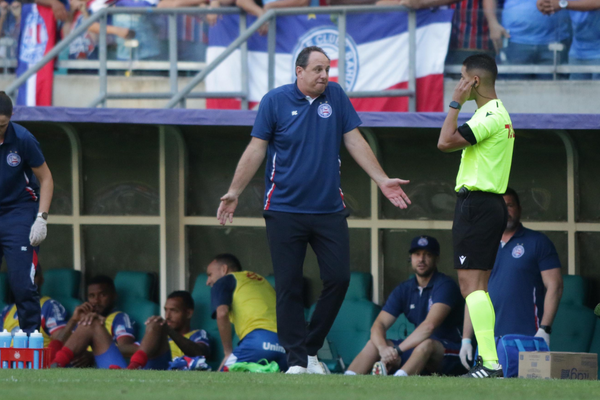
165,10,275,108
240,13,249,110
99,13,108,108
168,13,182,107
408,10,417,112
267,15,276,91
337,11,346,91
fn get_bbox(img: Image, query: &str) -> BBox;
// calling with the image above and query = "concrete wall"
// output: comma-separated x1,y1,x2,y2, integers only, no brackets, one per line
444,79,600,114
1,74,599,112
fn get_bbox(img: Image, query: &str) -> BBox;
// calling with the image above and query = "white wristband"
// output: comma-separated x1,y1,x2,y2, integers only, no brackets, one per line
462,338,472,345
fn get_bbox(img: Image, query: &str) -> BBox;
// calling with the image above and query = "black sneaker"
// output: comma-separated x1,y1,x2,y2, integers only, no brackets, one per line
462,356,503,378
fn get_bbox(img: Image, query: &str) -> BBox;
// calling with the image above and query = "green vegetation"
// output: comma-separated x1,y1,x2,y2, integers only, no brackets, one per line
0,369,597,400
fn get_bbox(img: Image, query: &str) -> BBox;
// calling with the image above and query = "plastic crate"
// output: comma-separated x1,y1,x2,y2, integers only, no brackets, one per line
0,348,52,369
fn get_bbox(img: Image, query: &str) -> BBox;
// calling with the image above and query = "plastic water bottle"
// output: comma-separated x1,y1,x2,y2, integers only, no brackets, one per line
0,329,11,369
29,330,44,369
13,330,28,369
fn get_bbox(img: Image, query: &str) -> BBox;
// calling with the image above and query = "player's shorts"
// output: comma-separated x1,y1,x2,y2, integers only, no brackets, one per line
145,348,172,370
223,329,288,371
390,339,466,376
95,342,127,369
452,189,507,271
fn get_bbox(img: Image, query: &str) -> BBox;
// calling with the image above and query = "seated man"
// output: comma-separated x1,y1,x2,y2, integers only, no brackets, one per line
51,275,139,369
206,253,287,371
122,290,210,370
346,236,465,377
1,263,69,346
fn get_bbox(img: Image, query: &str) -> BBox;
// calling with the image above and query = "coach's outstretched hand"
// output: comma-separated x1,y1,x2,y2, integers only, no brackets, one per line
217,193,239,225
379,178,411,209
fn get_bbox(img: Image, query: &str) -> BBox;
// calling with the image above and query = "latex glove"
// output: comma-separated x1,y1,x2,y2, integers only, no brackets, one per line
535,327,550,347
29,216,47,246
459,338,473,370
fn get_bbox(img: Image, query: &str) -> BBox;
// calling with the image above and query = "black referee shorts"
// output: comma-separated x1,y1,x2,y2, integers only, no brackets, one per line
452,189,507,271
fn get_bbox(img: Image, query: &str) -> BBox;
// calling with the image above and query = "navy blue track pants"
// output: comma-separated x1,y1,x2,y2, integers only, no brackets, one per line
0,205,41,333
264,209,350,368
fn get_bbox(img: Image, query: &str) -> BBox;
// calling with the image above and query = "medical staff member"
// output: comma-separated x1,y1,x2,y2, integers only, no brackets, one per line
0,91,53,334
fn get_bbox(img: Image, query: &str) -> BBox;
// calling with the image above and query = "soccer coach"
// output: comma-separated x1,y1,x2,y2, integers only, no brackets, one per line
217,46,411,374
0,92,53,333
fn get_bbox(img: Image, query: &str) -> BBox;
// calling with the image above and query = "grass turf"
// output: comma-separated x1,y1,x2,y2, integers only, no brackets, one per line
0,370,598,400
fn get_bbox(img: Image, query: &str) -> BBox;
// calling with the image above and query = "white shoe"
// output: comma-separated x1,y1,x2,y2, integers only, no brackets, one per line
307,355,330,375
286,366,308,374
371,361,387,376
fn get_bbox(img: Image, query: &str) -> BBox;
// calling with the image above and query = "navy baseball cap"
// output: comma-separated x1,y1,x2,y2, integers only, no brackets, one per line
409,236,440,256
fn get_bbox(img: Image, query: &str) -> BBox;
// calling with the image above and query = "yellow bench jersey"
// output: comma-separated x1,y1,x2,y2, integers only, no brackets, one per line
168,329,210,359
211,271,277,340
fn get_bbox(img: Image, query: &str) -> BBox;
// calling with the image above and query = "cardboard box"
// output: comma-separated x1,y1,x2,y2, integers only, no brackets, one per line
518,352,598,380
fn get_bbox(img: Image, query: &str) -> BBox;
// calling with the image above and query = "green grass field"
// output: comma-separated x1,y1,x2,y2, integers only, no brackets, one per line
0,370,598,400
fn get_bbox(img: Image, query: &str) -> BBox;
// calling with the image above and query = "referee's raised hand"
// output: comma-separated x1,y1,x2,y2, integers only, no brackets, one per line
379,178,411,209
217,193,238,225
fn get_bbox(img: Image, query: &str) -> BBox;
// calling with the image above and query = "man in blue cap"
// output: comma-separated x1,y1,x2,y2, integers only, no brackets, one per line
345,235,466,377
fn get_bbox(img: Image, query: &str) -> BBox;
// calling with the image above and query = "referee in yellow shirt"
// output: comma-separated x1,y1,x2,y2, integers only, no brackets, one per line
438,54,515,378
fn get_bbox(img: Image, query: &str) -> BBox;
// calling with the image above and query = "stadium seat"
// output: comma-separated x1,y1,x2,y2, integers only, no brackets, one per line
115,271,154,302
0,272,8,312
345,272,372,301
386,313,415,341
310,299,381,368
41,269,82,318
560,275,587,306
588,318,600,370
550,304,596,352
265,275,276,289
114,271,159,338
121,298,160,338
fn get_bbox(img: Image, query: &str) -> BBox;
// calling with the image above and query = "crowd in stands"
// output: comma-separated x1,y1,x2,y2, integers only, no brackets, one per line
0,189,579,375
0,0,598,79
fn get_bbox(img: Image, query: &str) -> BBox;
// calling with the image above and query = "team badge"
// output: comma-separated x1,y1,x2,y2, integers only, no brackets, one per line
512,244,525,258
318,103,332,118
19,6,49,64
7,153,21,167
418,237,429,247
291,26,360,91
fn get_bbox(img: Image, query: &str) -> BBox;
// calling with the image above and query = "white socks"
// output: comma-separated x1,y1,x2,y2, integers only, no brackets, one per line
393,369,408,377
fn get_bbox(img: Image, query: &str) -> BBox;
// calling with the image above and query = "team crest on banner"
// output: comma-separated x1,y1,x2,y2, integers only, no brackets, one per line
7,153,21,167
19,7,48,64
512,244,525,258
291,27,359,91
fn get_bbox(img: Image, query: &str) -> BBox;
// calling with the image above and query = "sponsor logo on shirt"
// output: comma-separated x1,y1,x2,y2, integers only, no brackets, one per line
428,297,433,311
7,153,21,167
46,317,57,329
318,103,333,119
512,244,525,258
